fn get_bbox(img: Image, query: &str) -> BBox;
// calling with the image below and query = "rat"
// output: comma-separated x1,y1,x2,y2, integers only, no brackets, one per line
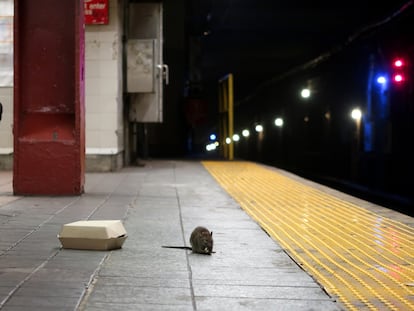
162,226,214,255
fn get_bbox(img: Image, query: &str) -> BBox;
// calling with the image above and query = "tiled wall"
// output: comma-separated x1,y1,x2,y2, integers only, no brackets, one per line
85,0,124,160
0,87,13,155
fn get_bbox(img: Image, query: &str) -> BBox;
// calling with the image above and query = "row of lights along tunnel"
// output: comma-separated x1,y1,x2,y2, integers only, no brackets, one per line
206,55,409,152
206,104,362,153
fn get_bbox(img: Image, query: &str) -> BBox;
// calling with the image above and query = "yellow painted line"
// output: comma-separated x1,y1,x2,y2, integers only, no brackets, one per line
203,161,414,311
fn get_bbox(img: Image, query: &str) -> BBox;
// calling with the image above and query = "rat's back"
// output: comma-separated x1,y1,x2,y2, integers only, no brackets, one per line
190,226,213,254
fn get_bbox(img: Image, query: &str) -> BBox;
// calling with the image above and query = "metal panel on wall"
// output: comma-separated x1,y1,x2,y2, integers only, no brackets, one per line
127,39,154,93
127,2,167,123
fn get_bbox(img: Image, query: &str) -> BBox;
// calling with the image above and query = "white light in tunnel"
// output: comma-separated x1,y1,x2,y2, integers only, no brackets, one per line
274,118,284,127
351,108,362,121
255,124,263,132
301,88,311,98
206,143,217,151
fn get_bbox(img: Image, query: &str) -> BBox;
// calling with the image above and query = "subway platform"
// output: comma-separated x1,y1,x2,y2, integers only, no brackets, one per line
0,160,413,311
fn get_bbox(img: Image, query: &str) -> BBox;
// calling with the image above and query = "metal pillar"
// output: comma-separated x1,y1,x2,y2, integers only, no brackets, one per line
218,73,234,160
13,0,85,195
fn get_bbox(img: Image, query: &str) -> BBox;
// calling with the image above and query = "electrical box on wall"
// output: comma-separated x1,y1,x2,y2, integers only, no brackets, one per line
127,39,155,93
127,2,167,123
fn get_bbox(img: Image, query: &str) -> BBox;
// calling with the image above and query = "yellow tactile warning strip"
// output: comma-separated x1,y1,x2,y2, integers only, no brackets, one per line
202,161,414,311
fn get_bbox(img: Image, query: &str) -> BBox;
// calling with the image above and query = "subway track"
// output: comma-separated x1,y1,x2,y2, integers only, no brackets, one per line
203,161,414,311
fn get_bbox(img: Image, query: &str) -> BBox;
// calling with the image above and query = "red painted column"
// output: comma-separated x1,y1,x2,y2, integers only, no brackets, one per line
13,0,85,195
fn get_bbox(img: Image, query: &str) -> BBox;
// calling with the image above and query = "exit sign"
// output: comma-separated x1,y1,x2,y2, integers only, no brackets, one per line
84,0,109,25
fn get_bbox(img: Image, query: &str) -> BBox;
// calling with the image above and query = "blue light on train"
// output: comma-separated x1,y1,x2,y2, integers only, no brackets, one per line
376,76,387,85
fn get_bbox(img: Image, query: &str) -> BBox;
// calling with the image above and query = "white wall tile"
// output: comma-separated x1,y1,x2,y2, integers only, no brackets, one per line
102,41,119,61
99,95,119,113
85,60,101,78
99,130,118,148
100,60,118,78
100,113,118,131
86,130,101,148
0,87,13,151
85,39,102,60
85,113,101,131
100,78,119,95
85,77,101,96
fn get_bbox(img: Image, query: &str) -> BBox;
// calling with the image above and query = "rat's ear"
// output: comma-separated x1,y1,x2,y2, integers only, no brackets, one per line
210,231,213,236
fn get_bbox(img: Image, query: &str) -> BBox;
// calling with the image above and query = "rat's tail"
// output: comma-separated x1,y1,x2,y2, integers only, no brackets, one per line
162,246,192,250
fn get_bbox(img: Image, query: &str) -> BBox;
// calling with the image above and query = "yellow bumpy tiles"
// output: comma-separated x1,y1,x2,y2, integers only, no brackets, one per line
203,161,414,311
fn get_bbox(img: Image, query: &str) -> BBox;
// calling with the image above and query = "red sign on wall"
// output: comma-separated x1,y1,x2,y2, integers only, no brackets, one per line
84,0,109,25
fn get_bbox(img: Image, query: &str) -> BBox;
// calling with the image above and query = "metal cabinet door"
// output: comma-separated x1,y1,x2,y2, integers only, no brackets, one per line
127,2,167,123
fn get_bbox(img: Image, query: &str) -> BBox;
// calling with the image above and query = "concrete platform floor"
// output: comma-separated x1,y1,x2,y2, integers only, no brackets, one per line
0,161,341,311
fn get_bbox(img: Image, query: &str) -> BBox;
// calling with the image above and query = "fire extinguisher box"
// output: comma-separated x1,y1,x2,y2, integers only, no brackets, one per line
13,0,85,195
